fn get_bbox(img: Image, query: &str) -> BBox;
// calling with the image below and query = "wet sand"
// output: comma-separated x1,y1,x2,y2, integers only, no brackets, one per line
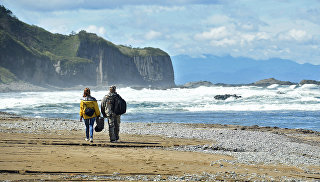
0,113,319,181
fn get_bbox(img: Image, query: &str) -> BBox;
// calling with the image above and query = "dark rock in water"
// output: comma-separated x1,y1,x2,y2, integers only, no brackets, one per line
253,78,296,86
277,91,285,94
214,94,242,100
300,80,320,85
181,81,214,88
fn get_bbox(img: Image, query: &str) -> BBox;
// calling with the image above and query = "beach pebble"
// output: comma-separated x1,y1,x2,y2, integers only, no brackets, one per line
0,113,319,172
120,122,320,167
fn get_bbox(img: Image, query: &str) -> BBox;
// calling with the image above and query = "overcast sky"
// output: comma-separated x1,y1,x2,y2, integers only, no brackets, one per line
1,0,320,65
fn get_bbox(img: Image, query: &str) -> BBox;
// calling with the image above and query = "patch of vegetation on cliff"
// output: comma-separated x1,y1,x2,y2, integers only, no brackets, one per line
1,29,91,68
43,50,91,64
0,6,88,64
118,45,169,57
78,30,116,47
50,35,80,57
77,30,168,57
0,30,43,58
0,67,17,83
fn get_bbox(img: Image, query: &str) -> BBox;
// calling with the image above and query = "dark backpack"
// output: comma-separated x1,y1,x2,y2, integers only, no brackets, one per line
114,94,126,115
83,96,96,117
84,104,95,117
85,107,95,117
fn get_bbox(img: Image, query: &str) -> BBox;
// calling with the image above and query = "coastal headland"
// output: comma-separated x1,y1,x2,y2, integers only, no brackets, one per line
0,112,319,181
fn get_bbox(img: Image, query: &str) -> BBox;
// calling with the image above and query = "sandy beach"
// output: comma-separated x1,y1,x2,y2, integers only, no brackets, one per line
0,112,319,181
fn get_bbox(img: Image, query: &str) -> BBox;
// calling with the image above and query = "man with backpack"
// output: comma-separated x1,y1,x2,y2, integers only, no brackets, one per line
101,85,126,143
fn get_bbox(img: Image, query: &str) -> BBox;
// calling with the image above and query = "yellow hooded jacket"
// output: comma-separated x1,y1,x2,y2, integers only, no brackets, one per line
80,96,101,119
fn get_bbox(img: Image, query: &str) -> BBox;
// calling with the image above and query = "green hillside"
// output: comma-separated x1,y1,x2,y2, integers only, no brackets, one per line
118,45,169,57
0,66,17,83
0,5,169,81
0,5,172,87
0,8,86,66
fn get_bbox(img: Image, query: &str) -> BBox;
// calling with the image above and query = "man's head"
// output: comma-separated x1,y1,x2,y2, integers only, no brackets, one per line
109,85,116,93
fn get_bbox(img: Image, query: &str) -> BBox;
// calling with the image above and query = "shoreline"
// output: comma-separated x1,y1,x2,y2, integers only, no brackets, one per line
2,111,320,134
0,112,319,181
1,111,319,144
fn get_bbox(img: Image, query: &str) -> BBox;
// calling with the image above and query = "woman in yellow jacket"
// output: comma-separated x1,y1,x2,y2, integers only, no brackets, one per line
80,88,100,142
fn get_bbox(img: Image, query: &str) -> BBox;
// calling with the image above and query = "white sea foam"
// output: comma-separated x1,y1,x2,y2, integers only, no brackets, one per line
267,84,279,89
0,85,320,115
299,84,319,89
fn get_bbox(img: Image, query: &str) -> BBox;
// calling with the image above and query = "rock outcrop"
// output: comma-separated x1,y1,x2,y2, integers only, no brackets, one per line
0,6,175,88
300,80,320,85
181,81,214,88
253,78,296,86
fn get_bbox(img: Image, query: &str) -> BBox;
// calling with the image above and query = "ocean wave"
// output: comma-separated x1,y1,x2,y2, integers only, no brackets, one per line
0,85,319,116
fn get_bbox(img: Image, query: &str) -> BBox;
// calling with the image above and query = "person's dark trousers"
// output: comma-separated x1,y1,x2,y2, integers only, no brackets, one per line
108,115,120,142
84,117,95,139
108,126,116,142
114,119,120,140
114,115,120,141
108,117,116,142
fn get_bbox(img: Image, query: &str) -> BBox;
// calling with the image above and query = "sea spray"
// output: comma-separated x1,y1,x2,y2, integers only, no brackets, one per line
0,84,319,131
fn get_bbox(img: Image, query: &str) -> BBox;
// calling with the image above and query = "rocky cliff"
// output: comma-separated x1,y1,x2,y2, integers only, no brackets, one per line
0,6,175,88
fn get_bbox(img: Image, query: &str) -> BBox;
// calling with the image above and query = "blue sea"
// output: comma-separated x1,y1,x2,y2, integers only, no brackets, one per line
1,84,320,131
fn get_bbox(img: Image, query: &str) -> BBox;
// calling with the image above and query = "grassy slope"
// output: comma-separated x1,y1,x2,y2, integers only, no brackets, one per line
77,30,168,57
118,45,169,57
0,67,17,83
0,6,169,83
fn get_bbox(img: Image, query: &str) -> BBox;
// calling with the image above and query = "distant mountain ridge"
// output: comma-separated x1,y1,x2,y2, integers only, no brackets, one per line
0,6,175,88
172,54,320,84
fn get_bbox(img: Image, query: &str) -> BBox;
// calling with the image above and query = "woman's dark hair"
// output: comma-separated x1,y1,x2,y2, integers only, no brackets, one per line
83,88,91,97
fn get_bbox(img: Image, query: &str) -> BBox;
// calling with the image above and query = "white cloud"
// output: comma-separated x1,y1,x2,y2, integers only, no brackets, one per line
241,34,256,42
195,27,271,47
278,29,310,41
288,29,308,41
142,6,185,14
256,32,270,40
205,14,232,25
145,30,162,40
211,38,236,46
2,0,320,64
240,23,255,31
194,26,228,40
82,25,106,37
1,0,221,11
